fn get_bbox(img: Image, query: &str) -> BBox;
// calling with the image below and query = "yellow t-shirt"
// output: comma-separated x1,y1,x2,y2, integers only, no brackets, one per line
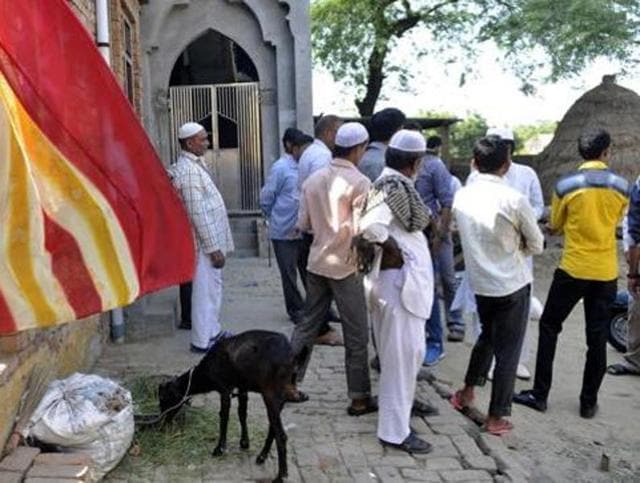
550,161,629,281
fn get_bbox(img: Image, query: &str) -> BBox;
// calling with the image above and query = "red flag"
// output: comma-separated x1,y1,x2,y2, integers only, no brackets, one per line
0,0,195,333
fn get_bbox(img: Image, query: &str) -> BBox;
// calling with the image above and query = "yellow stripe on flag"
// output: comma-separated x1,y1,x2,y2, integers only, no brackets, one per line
0,73,139,314
0,95,74,327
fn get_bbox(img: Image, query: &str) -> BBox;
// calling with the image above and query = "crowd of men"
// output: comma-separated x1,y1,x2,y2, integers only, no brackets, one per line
167,111,639,453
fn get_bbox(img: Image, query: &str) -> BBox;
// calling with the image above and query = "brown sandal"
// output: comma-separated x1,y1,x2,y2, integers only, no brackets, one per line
285,389,309,403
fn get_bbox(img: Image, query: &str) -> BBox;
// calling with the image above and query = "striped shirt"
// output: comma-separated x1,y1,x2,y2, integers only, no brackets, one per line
168,151,234,255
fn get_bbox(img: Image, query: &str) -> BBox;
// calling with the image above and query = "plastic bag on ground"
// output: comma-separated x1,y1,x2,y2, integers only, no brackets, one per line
24,373,134,481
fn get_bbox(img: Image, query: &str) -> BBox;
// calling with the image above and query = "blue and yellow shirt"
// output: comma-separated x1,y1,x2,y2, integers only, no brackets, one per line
551,161,629,281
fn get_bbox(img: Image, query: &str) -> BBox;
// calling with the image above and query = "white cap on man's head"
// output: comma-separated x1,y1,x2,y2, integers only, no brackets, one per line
178,122,205,139
486,126,514,141
388,129,426,153
335,122,369,148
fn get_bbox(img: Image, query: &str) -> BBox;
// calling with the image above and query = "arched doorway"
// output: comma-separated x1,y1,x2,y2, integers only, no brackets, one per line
168,30,262,213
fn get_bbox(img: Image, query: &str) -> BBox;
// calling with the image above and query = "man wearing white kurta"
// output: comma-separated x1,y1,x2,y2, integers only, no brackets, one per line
465,127,544,379
357,130,434,454
169,122,234,352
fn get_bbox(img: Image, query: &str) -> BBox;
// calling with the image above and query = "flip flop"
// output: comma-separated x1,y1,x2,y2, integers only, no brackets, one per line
449,391,486,427
315,330,344,346
449,390,471,411
484,419,513,436
607,363,640,376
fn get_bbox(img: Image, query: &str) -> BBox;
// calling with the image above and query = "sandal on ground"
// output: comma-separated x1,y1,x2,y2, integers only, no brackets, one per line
347,396,378,416
484,419,513,436
449,391,485,426
607,363,640,376
449,390,473,411
284,389,309,403
315,330,344,346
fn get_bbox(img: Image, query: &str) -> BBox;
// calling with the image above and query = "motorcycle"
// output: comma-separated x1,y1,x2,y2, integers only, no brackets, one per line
609,291,630,352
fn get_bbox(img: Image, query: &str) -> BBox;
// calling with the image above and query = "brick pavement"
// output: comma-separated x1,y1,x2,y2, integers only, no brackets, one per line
97,258,527,482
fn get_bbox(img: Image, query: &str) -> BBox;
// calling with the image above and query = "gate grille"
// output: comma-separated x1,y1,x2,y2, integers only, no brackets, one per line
168,83,262,211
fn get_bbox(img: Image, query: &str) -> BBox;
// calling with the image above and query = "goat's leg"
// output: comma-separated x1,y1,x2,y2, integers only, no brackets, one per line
212,391,231,456
238,391,249,449
255,424,274,465
263,393,288,482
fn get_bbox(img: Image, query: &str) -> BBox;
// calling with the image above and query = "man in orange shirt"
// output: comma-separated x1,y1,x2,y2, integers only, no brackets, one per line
288,122,377,416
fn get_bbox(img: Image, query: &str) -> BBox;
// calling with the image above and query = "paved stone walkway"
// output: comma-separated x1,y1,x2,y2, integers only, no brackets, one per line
96,258,529,482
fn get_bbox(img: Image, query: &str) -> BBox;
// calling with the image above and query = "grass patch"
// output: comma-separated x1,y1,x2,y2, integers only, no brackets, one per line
116,375,267,471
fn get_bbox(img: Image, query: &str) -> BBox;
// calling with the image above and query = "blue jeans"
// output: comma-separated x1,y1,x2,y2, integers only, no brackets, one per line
425,285,443,348
434,234,463,331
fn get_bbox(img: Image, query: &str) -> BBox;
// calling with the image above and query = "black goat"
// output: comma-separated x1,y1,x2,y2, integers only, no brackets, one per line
158,330,294,482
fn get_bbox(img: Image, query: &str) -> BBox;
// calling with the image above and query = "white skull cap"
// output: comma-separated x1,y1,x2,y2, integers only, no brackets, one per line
178,122,206,139
486,126,514,141
388,129,426,153
335,122,369,148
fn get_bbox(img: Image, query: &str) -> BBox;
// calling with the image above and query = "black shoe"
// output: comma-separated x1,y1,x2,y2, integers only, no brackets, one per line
190,344,209,354
580,403,598,419
178,321,192,330
412,399,439,417
513,390,547,412
379,432,432,455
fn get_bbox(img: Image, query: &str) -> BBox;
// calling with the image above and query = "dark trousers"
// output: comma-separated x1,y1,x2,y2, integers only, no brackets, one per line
272,239,307,320
290,272,371,399
179,282,192,325
532,269,616,407
299,233,332,335
465,284,530,417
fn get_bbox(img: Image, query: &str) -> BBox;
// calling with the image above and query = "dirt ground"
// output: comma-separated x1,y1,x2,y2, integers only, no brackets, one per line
434,239,640,482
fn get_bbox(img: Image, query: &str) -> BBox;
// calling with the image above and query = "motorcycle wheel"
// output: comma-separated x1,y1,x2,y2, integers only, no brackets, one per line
608,311,628,353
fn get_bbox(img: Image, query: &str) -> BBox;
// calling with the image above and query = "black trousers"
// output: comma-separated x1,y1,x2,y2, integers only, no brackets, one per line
272,239,307,320
465,284,530,417
532,269,616,407
179,281,192,325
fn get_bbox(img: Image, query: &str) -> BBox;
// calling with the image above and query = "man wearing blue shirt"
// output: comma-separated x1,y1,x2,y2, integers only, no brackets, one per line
261,129,312,323
415,135,457,365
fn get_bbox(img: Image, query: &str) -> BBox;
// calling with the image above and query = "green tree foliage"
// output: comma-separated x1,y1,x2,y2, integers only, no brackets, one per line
420,110,556,158
420,110,488,160
513,121,557,154
312,0,640,115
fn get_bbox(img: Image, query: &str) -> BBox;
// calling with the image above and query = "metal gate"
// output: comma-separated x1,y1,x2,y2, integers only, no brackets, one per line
168,83,262,211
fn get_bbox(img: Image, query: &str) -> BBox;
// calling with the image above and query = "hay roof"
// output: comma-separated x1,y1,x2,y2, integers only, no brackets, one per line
535,75,640,198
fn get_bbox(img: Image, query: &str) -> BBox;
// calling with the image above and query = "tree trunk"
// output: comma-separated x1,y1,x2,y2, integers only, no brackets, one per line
355,43,389,117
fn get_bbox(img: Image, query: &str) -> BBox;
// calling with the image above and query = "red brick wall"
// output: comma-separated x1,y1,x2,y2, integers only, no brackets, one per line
67,0,143,115
109,0,143,114
67,0,96,36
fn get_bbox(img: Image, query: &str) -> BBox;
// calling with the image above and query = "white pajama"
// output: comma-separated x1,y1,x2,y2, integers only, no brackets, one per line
359,167,434,445
191,250,223,349
369,268,426,444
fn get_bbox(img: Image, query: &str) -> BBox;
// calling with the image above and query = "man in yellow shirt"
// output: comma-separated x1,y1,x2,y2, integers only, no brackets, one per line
514,128,629,419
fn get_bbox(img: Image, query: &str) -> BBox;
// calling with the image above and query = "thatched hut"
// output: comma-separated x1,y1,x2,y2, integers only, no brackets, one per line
535,75,640,200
